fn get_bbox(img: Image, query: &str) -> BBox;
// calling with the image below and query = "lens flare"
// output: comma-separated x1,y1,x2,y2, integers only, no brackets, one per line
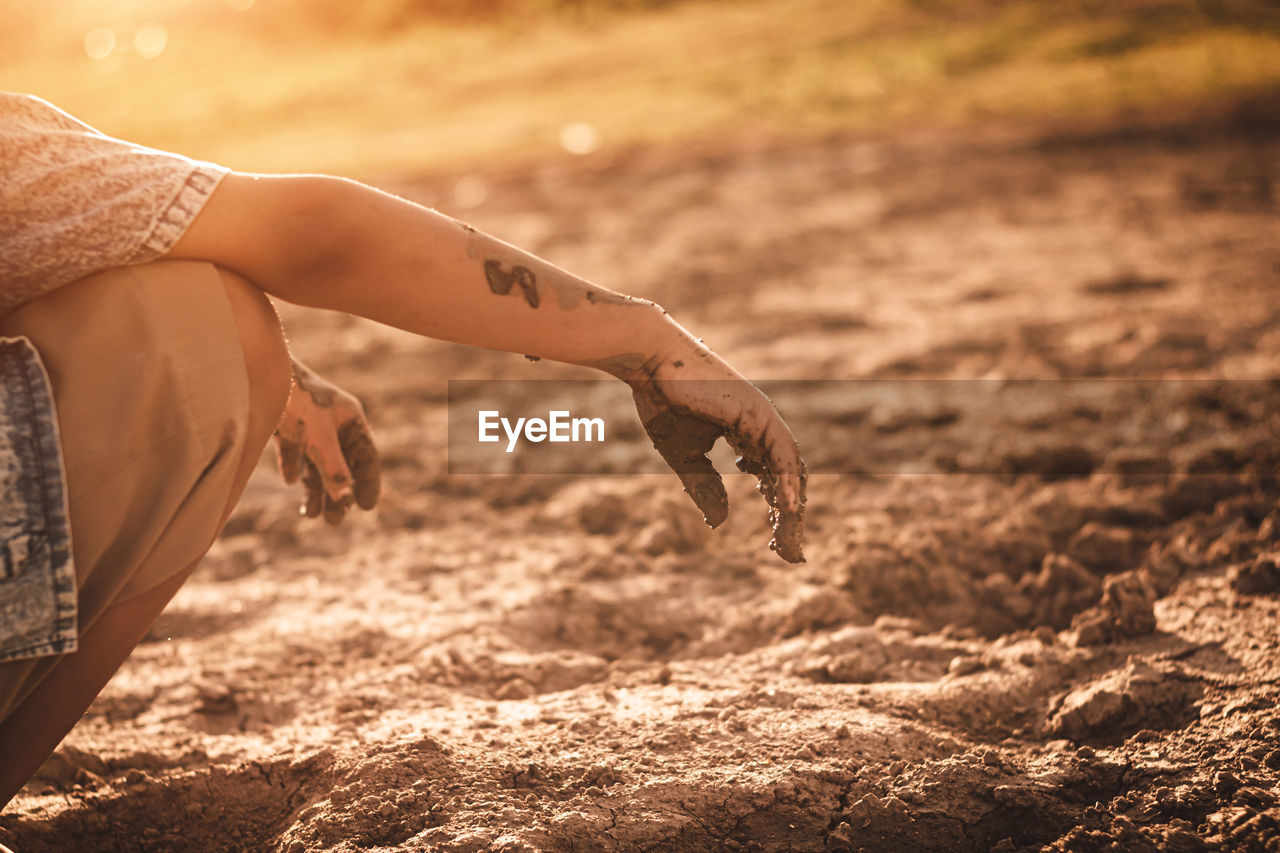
559,122,601,156
134,24,168,59
83,27,116,61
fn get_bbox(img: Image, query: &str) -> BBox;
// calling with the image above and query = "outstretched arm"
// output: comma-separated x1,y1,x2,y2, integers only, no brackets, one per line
167,173,806,561
172,174,691,366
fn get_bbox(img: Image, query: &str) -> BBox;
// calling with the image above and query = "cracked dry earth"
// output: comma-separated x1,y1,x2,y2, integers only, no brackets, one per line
4,98,1280,852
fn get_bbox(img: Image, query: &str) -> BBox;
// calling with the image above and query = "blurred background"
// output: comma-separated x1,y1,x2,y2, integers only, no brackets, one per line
3,0,1279,180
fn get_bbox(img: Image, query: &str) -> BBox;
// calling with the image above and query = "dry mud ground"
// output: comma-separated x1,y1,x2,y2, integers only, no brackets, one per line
5,97,1280,852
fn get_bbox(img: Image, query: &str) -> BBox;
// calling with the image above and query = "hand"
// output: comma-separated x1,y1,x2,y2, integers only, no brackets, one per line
620,344,807,563
273,358,381,524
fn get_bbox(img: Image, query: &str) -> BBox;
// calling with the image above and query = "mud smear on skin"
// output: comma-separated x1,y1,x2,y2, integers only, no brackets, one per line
464,236,541,309
483,259,540,309
465,232,639,311
583,288,637,307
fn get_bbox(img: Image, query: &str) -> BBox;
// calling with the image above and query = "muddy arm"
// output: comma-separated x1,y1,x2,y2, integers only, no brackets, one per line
170,173,675,366
167,172,805,560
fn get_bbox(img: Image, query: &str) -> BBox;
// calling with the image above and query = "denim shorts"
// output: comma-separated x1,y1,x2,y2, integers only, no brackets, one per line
0,336,76,664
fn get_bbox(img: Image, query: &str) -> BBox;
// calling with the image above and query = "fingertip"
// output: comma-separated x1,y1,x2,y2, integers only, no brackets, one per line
355,484,380,511
353,466,381,511
278,442,304,484
688,477,728,528
323,494,351,526
302,462,324,518
339,420,381,508
770,537,805,564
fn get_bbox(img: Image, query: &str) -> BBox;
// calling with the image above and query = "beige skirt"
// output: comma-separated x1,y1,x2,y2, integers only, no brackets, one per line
0,260,251,719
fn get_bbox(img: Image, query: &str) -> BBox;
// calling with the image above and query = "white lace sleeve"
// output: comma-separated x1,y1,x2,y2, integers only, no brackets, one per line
0,93,230,317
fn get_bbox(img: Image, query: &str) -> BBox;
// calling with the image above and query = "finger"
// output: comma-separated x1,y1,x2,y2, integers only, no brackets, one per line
338,418,381,510
760,419,807,540
634,385,729,528
323,491,352,526
668,438,729,528
771,482,807,563
301,459,324,518
306,422,355,505
727,418,807,564
757,452,807,564
276,436,306,485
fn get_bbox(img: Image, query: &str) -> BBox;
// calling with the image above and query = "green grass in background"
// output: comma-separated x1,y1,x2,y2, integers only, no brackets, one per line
2,0,1278,178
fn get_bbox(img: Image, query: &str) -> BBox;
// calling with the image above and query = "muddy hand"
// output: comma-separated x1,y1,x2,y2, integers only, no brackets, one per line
631,386,730,528
629,362,807,563
274,358,381,525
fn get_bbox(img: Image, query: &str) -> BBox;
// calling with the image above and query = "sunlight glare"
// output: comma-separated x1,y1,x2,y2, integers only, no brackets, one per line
559,121,601,156
226,0,257,10
84,27,116,61
134,23,168,59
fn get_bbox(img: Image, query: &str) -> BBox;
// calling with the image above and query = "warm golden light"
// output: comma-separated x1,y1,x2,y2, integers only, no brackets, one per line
559,121,601,156
83,27,116,61
10,0,1280,179
134,23,168,59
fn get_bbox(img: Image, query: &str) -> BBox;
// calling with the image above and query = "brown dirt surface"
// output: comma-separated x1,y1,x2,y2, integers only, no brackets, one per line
4,95,1280,852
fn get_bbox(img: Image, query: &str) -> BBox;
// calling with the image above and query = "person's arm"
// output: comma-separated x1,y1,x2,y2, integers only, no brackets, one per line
168,173,806,561
172,174,689,366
